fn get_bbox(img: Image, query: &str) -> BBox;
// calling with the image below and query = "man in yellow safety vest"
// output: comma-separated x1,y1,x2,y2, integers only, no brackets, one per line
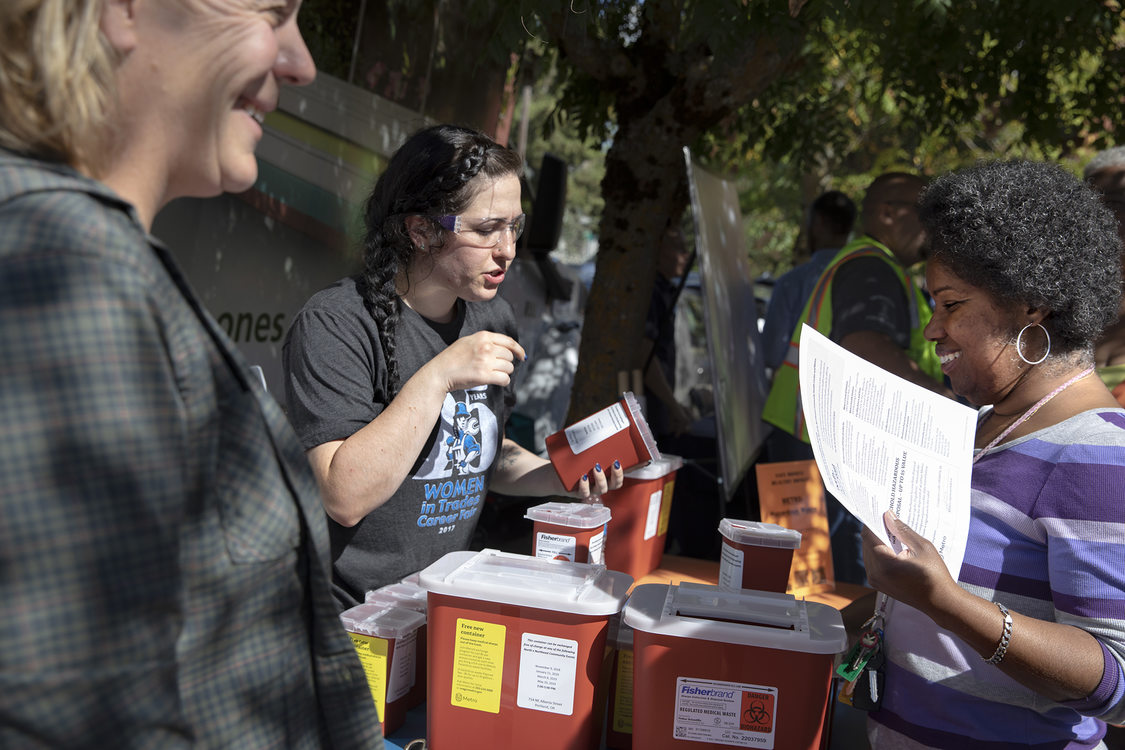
762,172,952,583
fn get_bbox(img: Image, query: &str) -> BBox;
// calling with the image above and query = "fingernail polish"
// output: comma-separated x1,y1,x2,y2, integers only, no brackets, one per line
595,463,602,472
613,460,621,469
582,474,588,482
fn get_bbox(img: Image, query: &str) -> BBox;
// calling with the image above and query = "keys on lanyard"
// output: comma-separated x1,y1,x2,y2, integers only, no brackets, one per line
837,615,883,682
836,611,885,710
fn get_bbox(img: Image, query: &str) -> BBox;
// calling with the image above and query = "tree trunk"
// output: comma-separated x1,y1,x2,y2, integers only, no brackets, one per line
566,107,696,422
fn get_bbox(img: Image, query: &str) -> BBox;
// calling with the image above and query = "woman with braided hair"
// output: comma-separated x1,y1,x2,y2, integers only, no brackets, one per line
283,124,623,606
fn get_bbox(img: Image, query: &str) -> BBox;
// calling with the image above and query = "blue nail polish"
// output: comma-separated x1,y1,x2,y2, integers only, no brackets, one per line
595,463,602,472
582,474,588,482
613,460,621,469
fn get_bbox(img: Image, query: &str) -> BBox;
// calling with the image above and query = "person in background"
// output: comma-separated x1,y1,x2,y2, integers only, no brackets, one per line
858,160,1125,748
761,189,857,379
643,221,696,438
0,1,383,747
1084,146,1125,406
763,172,952,584
283,124,623,608
641,219,723,558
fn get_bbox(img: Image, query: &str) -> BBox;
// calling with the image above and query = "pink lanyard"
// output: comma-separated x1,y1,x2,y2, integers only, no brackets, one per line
973,367,1094,464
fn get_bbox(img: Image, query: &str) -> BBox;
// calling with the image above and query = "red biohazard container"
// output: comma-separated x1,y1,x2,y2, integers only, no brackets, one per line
366,580,429,710
525,501,612,564
718,518,802,593
418,549,633,750
545,392,661,491
601,454,683,579
623,582,845,750
339,602,427,737
604,615,635,750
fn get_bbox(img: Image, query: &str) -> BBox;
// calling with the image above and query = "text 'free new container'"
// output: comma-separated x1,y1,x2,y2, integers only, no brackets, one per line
418,549,633,750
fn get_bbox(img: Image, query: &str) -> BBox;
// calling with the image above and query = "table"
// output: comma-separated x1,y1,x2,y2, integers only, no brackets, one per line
384,556,874,749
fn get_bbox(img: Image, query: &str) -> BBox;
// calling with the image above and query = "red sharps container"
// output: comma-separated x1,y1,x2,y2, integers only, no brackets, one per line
525,501,612,564
717,518,802,593
419,549,633,750
623,582,846,750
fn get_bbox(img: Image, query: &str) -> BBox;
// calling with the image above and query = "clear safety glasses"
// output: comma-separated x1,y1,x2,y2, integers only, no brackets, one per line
433,213,526,248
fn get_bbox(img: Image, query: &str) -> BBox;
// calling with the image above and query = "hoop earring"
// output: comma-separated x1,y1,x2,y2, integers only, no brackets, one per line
1016,323,1050,365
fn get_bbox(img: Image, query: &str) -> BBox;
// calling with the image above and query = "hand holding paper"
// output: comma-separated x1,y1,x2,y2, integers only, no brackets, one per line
861,510,963,614
797,325,976,577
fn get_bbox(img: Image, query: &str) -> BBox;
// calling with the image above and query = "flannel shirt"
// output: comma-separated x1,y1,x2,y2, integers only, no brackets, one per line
0,151,383,749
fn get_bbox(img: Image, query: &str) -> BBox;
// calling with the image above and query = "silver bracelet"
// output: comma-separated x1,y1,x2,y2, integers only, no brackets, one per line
985,602,1012,665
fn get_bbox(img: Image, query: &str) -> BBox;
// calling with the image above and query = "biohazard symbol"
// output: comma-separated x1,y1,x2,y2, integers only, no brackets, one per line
740,690,775,733
743,703,769,725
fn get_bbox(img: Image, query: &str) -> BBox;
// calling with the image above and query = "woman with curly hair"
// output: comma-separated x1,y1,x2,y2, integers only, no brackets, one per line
283,124,623,606
855,160,1125,748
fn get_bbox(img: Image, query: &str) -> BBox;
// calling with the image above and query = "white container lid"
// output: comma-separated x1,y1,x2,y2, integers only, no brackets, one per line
340,602,426,639
366,581,428,612
623,453,684,480
719,518,802,550
418,549,633,616
623,391,662,465
525,501,612,529
623,582,846,655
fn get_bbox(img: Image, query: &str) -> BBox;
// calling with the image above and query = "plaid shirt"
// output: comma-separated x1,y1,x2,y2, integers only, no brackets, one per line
0,151,383,749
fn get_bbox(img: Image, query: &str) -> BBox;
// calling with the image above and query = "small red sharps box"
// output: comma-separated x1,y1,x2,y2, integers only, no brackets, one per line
525,501,612,564
545,392,660,491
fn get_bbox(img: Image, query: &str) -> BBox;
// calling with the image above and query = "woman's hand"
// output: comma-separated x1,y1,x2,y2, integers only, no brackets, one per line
861,510,959,614
426,331,526,392
568,459,626,501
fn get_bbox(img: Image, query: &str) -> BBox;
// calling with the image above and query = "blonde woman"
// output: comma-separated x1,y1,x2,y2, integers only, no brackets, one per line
0,1,382,746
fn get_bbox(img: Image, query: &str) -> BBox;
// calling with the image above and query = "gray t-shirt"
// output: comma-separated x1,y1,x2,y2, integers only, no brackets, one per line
282,276,518,606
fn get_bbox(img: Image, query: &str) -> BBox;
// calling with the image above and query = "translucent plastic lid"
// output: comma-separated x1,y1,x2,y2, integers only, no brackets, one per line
525,501,612,529
607,613,634,650
623,391,662,465
418,549,633,616
719,518,802,550
622,582,846,655
340,602,426,639
623,453,683,480
366,581,428,612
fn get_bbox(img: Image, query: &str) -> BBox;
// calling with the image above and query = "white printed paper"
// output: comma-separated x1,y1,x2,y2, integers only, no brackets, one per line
517,633,578,715
673,677,778,748
386,629,417,703
534,531,578,561
717,542,744,590
798,325,975,576
588,526,606,565
564,402,629,454
643,490,662,540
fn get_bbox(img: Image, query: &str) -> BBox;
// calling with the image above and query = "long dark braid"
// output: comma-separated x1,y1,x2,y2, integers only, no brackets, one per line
357,124,523,398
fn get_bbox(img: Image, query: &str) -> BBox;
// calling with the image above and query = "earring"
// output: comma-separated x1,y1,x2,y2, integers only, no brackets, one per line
1016,323,1050,365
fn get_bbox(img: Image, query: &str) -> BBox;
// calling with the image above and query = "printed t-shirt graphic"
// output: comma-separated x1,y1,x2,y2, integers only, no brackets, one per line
414,386,498,532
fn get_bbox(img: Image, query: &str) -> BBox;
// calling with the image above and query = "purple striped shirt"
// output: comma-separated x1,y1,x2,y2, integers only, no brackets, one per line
871,409,1125,748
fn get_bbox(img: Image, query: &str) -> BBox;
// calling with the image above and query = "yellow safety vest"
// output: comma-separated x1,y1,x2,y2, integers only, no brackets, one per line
762,236,943,442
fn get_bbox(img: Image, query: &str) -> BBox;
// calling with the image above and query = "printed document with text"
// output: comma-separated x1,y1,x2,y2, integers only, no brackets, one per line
798,325,976,577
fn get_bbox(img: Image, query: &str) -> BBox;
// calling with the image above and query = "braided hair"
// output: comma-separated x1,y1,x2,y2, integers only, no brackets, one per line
358,124,523,397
